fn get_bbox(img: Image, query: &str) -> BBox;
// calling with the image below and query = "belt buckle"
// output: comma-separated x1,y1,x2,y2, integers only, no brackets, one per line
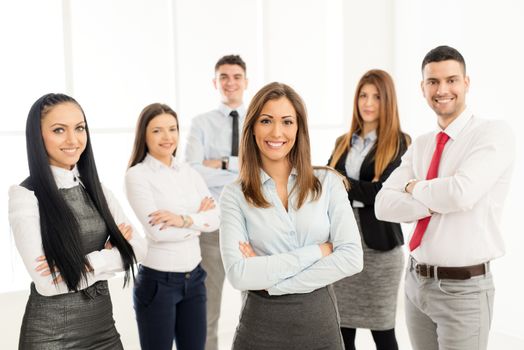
415,263,431,278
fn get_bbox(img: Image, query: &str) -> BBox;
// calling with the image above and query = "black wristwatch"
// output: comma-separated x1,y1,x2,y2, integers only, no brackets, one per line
221,156,229,170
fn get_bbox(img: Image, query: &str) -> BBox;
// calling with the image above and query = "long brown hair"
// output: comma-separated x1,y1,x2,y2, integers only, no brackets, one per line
128,103,179,168
239,82,321,209
329,69,408,179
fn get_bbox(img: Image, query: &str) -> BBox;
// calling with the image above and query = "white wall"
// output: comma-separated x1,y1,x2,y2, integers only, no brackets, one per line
1,0,523,348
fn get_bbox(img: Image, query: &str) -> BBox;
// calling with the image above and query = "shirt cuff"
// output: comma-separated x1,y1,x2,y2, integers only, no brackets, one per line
86,251,107,277
228,156,239,172
295,244,323,269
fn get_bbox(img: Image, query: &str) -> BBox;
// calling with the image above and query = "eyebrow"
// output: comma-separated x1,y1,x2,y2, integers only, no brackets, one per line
49,121,85,127
426,75,460,81
151,124,178,129
259,114,295,119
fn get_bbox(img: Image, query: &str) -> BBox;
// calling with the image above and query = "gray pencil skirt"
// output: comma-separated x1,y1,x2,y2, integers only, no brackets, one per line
19,281,123,350
232,286,344,350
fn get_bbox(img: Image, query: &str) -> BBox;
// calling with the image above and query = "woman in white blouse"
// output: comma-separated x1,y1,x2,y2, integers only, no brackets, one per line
8,93,146,349
219,82,363,350
125,103,219,350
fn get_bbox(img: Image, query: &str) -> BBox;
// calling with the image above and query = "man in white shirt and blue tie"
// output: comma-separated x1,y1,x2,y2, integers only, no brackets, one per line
185,54,248,350
375,45,515,350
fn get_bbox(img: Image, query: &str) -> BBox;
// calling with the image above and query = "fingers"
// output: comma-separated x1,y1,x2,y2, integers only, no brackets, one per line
238,241,257,258
35,261,49,272
149,212,172,226
53,274,63,284
117,223,133,241
35,256,62,282
198,197,216,212
35,258,59,277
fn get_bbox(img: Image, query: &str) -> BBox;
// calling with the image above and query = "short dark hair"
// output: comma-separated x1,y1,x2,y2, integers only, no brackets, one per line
215,54,246,74
421,45,466,74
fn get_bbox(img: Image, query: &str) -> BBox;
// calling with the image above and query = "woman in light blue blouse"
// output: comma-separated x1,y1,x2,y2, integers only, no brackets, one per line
219,82,363,350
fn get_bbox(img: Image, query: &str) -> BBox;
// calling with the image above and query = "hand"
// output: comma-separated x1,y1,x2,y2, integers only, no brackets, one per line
118,223,133,241
239,241,257,258
35,255,63,283
203,159,222,169
149,210,184,229
105,223,133,249
405,180,419,194
198,196,216,213
319,242,333,257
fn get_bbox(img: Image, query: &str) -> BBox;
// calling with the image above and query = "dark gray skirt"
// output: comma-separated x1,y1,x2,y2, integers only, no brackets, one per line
19,281,123,350
333,209,404,330
233,286,344,350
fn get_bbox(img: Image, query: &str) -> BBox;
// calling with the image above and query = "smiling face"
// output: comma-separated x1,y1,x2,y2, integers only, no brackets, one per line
214,64,248,108
421,59,469,128
253,97,298,170
145,113,179,166
41,102,87,170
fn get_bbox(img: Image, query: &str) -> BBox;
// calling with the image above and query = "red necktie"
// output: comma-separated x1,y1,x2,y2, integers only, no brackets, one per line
409,132,450,251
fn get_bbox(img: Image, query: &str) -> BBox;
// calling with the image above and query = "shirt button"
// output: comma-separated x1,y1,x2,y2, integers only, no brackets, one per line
185,273,191,279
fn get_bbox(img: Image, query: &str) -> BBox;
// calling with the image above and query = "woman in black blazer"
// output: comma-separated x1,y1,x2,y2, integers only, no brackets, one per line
328,69,410,350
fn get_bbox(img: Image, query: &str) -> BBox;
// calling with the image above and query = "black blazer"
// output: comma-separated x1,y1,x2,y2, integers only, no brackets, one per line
328,133,409,251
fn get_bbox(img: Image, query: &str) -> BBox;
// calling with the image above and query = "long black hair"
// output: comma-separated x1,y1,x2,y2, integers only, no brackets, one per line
24,93,137,291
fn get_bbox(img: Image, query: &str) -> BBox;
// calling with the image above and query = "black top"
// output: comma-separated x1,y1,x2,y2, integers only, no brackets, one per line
328,133,409,251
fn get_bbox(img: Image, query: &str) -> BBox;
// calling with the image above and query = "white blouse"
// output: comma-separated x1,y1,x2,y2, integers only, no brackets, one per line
125,154,220,272
8,165,147,296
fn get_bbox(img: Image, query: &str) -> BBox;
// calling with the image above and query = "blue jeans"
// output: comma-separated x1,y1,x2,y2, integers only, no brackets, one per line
133,264,207,350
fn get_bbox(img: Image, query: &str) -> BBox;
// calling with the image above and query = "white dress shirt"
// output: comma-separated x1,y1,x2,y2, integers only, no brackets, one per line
185,103,246,200
125,154,220,272
375,108,515,266
8,165,147,296
345,129,377,208
220,168,363,295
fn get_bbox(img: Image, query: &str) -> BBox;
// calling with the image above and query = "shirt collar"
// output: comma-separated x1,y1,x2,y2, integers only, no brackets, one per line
438,107,473,140
351,129,377,145
51,165,81,189
218,103,246,119
144,153,179,171
260,167,298,185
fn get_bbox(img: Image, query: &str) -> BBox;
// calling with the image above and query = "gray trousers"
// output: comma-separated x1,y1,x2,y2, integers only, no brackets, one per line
405,258,494,350
200,231,225,350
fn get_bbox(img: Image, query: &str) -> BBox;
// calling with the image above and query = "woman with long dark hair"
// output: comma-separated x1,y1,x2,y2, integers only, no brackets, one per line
8,93,146,349
219,82,363,350
125,103,219,350
328,69,410,350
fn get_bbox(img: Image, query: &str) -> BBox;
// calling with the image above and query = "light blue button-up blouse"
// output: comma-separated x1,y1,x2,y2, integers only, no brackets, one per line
219,168,363,296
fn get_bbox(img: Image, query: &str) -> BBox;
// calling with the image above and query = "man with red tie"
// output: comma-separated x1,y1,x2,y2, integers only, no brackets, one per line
375,45,515,350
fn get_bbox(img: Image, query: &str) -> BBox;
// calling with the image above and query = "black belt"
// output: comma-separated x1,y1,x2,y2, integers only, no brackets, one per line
410,257,488,280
